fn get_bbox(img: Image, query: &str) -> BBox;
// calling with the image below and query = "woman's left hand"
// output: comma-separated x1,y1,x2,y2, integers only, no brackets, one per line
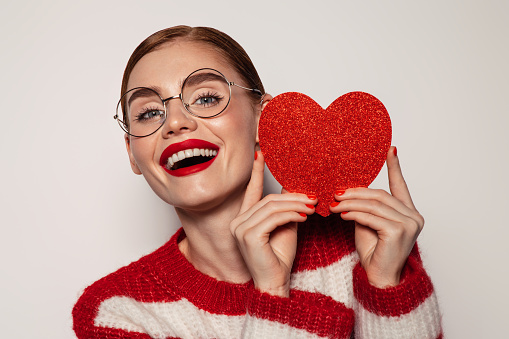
329,146,424,288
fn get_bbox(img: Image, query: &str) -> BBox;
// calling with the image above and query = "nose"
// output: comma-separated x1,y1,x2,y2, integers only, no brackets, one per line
160,97,198,137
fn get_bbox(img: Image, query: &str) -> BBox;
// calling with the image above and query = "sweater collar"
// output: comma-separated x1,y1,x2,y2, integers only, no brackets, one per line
154,228,250,315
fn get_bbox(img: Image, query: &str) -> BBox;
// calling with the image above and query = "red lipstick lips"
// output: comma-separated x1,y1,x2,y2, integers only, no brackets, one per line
159,139,219,177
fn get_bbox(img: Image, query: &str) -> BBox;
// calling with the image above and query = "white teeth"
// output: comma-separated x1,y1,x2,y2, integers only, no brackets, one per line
166,148,219,169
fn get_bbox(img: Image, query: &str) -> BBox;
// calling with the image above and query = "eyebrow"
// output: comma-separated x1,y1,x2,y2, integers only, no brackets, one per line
126,86,163,107
183,72,225,88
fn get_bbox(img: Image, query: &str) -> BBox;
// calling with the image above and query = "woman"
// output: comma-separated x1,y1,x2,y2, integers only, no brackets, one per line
73,26,442,338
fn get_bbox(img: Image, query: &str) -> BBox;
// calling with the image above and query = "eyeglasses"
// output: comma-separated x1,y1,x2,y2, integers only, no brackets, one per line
114,68,263,137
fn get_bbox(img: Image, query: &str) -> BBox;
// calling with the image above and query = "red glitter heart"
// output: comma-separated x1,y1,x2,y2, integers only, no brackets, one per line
258,92,391,217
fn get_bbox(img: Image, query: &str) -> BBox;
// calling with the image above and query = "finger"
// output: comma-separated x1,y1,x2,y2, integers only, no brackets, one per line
236,210,308,242
340,210,422,239
240,151,265,214
386,146,416,210
234,193,317,229
333,187,416,219
237,199,315,231
281,187,318,203
330,198,407,223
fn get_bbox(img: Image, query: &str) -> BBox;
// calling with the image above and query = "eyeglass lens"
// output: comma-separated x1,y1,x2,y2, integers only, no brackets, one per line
118,69,231,137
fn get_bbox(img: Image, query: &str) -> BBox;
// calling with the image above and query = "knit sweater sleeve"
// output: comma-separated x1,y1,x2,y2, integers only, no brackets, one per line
72,247,184,339
352,245,443,338
72,274,163,339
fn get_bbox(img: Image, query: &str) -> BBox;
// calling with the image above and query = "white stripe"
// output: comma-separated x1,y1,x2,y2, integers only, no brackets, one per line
95,296,327,339
95,296,245,339
354,293,442,339
290,251,358,308
242,314,325,339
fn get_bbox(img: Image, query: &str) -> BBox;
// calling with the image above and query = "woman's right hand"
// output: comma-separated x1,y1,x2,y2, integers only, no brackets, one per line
229,151,317,297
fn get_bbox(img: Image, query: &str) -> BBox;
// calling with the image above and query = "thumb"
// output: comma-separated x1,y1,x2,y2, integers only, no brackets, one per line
239,151,265,214
387,146,416,209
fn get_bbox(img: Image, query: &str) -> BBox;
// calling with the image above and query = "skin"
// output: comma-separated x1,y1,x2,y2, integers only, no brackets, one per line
125,41,424,296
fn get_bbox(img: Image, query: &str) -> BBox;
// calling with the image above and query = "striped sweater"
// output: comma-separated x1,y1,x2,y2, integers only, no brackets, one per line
73,215,442,338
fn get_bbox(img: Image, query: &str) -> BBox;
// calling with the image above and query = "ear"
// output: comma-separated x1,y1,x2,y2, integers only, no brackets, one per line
125,134,142,175
255,93,273,144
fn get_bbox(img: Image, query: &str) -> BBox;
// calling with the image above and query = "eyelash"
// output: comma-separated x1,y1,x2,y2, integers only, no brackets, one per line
134,106,163,121
196,91,223,102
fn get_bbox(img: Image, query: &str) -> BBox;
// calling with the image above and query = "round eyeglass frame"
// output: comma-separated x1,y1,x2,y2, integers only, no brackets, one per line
114,68,264,138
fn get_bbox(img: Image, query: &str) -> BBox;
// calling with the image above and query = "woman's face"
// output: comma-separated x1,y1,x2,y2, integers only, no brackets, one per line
125,41,262,212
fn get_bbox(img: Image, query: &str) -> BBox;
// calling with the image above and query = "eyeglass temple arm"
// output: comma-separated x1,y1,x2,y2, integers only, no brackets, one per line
230,82,263,96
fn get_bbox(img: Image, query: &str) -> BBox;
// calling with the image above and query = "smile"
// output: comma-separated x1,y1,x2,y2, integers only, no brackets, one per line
167,148,218,169
160,139,219,177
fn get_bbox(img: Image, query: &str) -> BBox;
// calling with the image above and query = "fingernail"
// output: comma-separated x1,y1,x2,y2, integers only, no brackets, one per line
341,211,348,215
305,204,315,209
254,151,258,160
335,190,346,196
393,146,397,156
299,212,307,217
330,201,340,207
307,194,317,200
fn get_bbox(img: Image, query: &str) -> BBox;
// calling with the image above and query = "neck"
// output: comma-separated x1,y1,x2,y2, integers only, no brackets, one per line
174,189,251,284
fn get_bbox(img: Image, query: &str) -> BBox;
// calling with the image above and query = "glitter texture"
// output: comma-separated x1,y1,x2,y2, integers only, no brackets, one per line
258,92,392,217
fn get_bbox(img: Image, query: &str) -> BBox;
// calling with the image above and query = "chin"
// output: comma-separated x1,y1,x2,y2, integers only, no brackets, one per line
168,181,247,214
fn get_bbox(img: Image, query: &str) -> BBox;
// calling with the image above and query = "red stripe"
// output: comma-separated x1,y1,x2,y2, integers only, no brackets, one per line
74,326,155,338
293,215,356,272
247,286,354,338
353,255,434,316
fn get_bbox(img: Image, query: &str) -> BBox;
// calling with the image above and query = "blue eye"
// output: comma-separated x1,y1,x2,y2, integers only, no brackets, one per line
192,92,223,108
135,109,165,123
194,96,218,106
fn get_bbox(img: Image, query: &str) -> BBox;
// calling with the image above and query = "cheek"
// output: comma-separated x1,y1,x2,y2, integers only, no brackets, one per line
130,138,157,169
224,118,257,155
217,104,259,142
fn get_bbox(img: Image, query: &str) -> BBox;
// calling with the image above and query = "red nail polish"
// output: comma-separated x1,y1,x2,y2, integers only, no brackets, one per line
341,211,348,215
299,212,307,217
254,151,258,160
307,194,317,200
335,190,346,196
393,147,397,156
330,201,340,207
305,204,314,209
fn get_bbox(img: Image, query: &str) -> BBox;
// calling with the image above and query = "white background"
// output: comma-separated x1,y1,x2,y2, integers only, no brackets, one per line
1,1,507,338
